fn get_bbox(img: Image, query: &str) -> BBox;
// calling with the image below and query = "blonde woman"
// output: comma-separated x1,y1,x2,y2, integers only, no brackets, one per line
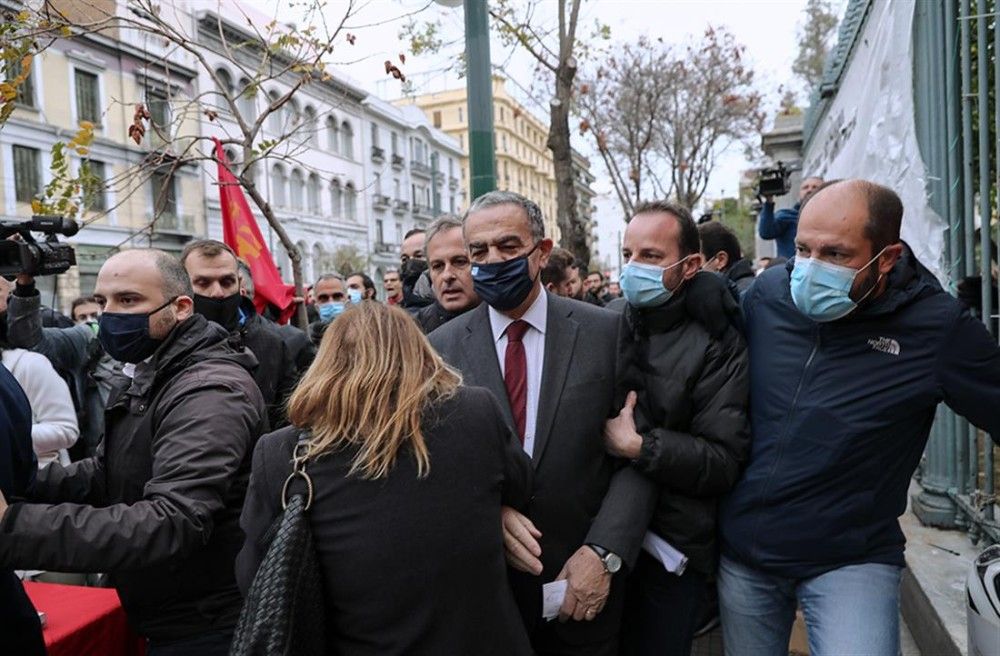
236,302,533,655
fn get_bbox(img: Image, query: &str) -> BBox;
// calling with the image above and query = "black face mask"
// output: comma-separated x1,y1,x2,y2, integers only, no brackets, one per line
193,293,242,332
471,243,541,312
98,298,175,364
400,258,428,283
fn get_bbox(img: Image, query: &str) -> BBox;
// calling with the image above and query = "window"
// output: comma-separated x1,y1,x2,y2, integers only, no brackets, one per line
286,99,301,132
393,178,401,200
214,68,233,109
10,58,35,107
341,121,353,159
290,169,305,211
330,180,342,217
271,164,286,207
502,134,507,152
376,219,385,245
459,134,464,150
370,122,379,146
304,106,318,147
268,90,282,134
344,183,357,221
458,107,463,123
307,173,321,214
395,222,403,242
449,195,456,214
75,69,100,124
433,111,441,128
237,78,256,121
500,106,505,123
147,89,170,147
150,169,177,218
391,132,399,155
326,115,339,152
12,145,41,203
81,160,107,212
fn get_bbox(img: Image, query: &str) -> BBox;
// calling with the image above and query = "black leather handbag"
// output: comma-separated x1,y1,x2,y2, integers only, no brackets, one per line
230,434,327,656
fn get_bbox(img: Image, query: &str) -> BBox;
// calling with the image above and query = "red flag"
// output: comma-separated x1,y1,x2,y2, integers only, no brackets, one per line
213,139,296,323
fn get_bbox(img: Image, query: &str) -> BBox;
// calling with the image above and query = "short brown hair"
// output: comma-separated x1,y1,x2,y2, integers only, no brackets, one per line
71,296,99,319
542,247,575,287
632,200,700,256
802,179,903,254
180,239,237,266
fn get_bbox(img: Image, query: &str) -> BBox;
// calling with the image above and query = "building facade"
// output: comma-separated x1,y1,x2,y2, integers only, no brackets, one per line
572,148,598,261
397,76,563,240
361,98,463,289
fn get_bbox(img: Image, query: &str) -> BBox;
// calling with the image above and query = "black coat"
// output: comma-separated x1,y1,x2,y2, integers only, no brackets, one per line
726,258,756,295
609,277,750,575
236,386,533,656
413,300,473,334
0,315,267,640
234,296,297,428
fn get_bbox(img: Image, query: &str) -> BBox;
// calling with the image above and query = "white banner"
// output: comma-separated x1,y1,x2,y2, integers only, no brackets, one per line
803,0,947,282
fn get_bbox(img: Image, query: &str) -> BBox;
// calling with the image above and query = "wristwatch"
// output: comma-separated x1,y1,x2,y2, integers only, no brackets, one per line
586,544,622,574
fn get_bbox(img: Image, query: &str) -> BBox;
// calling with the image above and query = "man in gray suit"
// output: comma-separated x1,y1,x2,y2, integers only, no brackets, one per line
428,191,656,655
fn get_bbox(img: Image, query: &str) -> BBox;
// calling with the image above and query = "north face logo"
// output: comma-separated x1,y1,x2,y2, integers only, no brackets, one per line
868,337,900,356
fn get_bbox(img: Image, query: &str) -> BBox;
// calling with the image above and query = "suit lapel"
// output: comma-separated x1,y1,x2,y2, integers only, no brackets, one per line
532,295,578,468
461,304,516,429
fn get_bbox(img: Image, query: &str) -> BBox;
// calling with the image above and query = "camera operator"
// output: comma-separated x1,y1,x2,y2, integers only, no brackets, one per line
757,176,823,259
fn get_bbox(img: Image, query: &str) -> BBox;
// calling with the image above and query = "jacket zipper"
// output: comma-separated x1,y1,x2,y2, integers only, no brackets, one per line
748,326,822,562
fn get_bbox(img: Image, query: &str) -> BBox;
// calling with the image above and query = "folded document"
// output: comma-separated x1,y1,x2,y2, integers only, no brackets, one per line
642,531,688,575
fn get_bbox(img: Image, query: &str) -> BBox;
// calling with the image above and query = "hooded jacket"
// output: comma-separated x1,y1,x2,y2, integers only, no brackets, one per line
725,258,756,295
720,246,1000,578
757,201,799,259
0,315,266,639
609,273,750,574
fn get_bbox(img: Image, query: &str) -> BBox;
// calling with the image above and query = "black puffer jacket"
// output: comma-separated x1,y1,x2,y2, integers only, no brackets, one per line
608,275,750,574
0,315,266,640
234,296,296,428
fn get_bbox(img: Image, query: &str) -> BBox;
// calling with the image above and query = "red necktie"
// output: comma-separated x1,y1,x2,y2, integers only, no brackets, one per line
504,320,530,444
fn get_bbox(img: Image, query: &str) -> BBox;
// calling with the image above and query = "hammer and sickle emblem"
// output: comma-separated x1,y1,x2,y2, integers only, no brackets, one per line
236,224,262,259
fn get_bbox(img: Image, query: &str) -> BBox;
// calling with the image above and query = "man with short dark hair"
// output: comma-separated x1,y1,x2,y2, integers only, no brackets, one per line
236,259,315,375
0,249,266,655
583,270,606,306
603,200,749,656
181,240,296,428
720,179,1000,654
346,271,377,301
541,247,576,297
699,221,755,296
70,297,101,325
400,227,434,308
429,190,655,656
415,215,481,333
384,269,403,305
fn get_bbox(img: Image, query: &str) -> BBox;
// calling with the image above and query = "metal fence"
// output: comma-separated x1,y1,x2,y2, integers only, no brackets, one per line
912,0,1000,543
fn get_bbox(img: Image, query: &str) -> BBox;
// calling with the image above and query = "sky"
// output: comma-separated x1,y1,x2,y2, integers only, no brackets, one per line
247,0,830,267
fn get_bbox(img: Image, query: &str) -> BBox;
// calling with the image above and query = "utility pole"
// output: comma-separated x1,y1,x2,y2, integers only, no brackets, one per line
463,0,496,199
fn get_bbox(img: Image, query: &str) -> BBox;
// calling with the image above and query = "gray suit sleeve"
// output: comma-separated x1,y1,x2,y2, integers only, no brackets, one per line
584,311,657,570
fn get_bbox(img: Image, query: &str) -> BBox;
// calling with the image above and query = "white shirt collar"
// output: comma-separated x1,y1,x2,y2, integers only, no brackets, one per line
488,286,548,343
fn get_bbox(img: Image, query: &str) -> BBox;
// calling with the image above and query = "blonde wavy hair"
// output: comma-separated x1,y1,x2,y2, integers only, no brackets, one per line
287,301,462,479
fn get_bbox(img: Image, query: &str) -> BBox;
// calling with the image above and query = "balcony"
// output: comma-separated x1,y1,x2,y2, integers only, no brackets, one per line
371,146,385,163
151,212,195,234
391,153,405,169
372,193,391,209
449,176,459,190
413,203,433,218
410,160,432,178
374,241,400,254
393,199,409,214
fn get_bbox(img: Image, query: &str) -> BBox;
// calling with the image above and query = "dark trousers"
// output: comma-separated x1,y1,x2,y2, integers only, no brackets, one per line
147,629,233,656
621,551,708,656
0,569,45,656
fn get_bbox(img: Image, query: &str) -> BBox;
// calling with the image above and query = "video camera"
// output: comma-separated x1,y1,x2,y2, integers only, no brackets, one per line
755,162,792,198
0,216,78,276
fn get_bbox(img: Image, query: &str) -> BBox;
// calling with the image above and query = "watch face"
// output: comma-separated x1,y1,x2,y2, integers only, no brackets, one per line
605,553,623,574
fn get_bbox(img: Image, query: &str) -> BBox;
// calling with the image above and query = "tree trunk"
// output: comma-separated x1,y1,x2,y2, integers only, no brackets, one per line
241,178,309,329
548,61,587,268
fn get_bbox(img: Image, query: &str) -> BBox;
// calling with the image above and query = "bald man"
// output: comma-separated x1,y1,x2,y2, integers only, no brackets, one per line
720,180,1000,655
0,249,266,655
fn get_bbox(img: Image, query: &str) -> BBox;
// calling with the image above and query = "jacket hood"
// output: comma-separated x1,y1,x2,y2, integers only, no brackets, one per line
726,258,755,283
610,271,743,339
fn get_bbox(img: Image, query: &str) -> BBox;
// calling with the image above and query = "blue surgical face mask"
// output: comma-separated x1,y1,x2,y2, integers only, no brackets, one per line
97,297,175,364
472,242,541,312
317,302,345,323
620,257,690,308
790,249,885,322
347,288,363,304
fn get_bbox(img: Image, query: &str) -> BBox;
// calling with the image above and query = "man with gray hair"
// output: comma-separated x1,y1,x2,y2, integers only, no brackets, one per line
308,272,352,345
429,191,655,655
416,214,481,333
0,249,266,655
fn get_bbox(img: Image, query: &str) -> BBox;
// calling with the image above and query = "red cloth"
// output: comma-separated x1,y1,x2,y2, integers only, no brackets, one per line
214,138,297,324
503,320,529,443
24,581,145,656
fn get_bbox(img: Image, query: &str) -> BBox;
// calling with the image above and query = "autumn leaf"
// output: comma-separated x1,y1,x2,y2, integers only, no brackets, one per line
399,53,406,64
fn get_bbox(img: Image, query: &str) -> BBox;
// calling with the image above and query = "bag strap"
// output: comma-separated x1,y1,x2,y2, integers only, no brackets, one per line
281,431,314,511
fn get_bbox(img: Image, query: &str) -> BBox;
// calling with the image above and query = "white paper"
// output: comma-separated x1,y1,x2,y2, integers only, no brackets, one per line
642,531,688,576
542,579,568,621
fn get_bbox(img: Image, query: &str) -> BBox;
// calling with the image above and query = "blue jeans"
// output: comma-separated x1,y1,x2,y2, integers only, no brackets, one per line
717,556,901,656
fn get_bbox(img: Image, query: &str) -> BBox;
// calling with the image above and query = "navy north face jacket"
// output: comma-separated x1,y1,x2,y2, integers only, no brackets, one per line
720,246,1000,578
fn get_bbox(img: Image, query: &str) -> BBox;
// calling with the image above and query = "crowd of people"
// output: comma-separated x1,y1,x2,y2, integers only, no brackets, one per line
0,179,998,656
